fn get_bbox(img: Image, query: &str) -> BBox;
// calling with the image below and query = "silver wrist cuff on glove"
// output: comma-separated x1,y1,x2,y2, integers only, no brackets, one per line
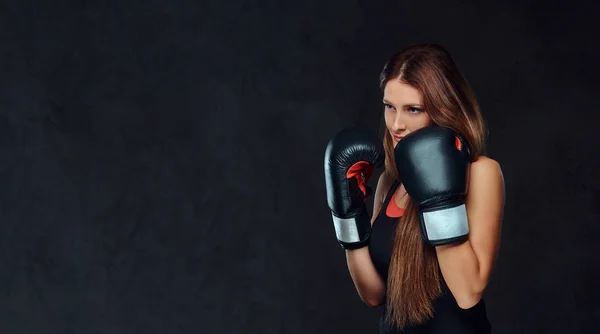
332,214,363,244
422,204,469,243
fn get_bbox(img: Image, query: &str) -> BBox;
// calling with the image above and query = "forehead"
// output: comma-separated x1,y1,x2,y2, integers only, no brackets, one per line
383,80,423,104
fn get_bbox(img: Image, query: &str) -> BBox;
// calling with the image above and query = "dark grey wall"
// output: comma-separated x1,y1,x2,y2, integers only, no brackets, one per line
1,0,598,333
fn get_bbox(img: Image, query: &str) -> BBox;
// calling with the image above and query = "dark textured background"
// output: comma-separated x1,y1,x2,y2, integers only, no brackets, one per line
1,0,598,333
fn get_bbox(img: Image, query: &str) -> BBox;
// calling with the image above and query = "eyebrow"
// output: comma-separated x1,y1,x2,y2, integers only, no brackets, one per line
382,99,423,108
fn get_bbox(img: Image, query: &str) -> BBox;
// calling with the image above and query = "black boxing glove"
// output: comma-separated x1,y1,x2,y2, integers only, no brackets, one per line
394,125,471,246
324,127,385,249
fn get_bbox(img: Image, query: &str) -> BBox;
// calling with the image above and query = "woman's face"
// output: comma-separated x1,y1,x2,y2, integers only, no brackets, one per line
383,80,433,148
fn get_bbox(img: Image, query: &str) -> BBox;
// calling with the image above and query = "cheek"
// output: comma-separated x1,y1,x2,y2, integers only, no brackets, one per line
384,110,394,127
420,114,433,127
408,114,432,130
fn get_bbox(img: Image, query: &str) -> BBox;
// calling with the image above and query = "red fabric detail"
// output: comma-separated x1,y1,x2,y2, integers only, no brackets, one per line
346,161,373,202
455,136,462,151
386,191,405,218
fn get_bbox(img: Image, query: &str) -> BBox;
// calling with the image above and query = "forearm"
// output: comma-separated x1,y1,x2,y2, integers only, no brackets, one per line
435,241,485,308
345,247,386,307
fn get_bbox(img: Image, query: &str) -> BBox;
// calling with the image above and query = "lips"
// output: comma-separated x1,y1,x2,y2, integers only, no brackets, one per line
393,135,404,141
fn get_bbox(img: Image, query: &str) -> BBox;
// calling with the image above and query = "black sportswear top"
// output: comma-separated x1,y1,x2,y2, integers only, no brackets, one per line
368,180,491,334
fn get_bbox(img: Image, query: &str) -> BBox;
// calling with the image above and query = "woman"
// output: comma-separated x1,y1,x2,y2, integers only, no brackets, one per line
324,44,505,333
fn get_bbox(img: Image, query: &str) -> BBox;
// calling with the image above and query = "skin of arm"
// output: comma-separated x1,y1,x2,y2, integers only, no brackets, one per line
434,157,505,309
344,172,393,307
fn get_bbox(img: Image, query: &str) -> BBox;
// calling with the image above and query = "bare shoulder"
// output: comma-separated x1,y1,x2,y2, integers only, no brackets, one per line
371,171,395,224
375,171,395,201
472,155,500,169
466,156,505,214
469,156,504,188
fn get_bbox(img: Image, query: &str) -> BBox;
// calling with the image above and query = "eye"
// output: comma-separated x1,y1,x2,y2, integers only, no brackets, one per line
384,103,395,111
407,107,421,113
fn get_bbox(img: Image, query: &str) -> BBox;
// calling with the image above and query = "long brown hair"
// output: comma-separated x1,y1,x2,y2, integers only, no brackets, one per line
378,43,487,330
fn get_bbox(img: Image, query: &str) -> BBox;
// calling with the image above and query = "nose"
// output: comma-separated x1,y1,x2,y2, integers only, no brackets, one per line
392,111,407,133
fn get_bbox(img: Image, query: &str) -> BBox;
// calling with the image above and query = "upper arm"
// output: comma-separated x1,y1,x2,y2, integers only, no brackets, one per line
371,171,393,225
465,157,505,284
